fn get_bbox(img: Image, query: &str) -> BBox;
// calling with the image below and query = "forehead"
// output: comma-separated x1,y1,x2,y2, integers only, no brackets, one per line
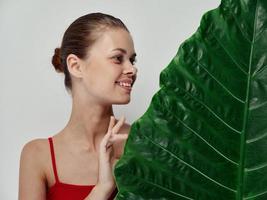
91,28,135,54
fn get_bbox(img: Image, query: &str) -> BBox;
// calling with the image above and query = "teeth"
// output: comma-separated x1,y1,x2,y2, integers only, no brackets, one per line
116,82,131,87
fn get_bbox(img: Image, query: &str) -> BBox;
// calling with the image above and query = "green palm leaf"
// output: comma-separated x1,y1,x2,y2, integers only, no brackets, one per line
114,0,267,199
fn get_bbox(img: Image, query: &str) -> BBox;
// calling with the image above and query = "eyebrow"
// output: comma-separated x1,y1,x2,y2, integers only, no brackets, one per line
112,48,137,57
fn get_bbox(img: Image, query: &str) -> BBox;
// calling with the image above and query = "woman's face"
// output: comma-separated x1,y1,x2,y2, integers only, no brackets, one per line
80,28,138,105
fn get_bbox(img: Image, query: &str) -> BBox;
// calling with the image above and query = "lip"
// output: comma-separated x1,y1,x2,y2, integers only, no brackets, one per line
115,78,133,85
115,82,132,93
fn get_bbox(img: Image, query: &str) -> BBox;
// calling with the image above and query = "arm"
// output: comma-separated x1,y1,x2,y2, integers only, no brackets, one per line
84,116,128,200
18,140,46,200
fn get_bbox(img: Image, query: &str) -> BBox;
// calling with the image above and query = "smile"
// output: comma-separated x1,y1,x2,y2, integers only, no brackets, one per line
115,81,132,92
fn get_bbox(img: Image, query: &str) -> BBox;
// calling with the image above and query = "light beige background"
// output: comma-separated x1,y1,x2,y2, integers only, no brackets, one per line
0,0,220,199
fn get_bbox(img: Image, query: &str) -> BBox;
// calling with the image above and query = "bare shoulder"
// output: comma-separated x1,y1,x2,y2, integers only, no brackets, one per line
20,138,49,171
19,138,49,199
21,138,48,157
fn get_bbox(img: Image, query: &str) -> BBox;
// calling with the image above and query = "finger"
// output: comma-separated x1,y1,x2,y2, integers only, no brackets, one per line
105,141,113,148
100,129,113,148
108,116,116,132
100,116,124,149
104,145,113,157
106,144,113,151
109,133,128,143
101,116,116,146
112,116,126,134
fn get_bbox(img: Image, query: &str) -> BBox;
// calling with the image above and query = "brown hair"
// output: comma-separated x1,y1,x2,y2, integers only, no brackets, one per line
51,12,129,92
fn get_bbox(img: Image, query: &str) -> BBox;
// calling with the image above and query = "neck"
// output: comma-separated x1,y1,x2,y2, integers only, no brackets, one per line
62,92,114,152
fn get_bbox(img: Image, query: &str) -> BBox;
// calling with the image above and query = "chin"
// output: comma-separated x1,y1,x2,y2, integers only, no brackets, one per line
114,96,131,105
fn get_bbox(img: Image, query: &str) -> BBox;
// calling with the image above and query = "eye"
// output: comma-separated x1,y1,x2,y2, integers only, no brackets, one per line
112,55,123,64
130,58,137,65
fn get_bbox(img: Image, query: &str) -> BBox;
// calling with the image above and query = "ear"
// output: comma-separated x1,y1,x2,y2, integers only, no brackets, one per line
66,54,83,78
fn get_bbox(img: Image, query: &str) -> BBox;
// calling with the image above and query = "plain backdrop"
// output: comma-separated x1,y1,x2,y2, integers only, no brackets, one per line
0,0,220,199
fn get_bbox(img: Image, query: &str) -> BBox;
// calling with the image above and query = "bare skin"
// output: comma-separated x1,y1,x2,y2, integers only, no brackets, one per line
19,28,138,200
19,117,130,199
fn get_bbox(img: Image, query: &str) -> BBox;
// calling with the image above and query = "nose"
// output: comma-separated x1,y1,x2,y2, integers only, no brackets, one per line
123,62,138,76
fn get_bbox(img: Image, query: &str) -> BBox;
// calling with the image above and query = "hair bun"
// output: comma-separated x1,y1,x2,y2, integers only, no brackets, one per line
52,48,63,73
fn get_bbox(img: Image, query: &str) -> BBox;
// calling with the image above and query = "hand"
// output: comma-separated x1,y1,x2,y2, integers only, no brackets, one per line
97,116,128,194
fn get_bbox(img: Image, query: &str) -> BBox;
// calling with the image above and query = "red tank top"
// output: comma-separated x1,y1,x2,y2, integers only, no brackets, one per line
46,137,117,200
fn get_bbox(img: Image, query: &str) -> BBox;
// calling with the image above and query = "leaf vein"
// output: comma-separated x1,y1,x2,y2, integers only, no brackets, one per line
166,107,239,165
175,86,242,134
142,134,237,193
238,0,259,199
229,9,252,43
188,54,246,104
135,176,195,200
244,189,267,199
246,129,267,144
245,161,267,172
211,31,248,75
249,99,267,111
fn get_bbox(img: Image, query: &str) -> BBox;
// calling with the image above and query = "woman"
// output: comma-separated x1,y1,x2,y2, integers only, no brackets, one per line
19,12,138,200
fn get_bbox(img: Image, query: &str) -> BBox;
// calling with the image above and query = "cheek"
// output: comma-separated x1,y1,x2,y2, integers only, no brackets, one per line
84,71,116,93
83,61,120,91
